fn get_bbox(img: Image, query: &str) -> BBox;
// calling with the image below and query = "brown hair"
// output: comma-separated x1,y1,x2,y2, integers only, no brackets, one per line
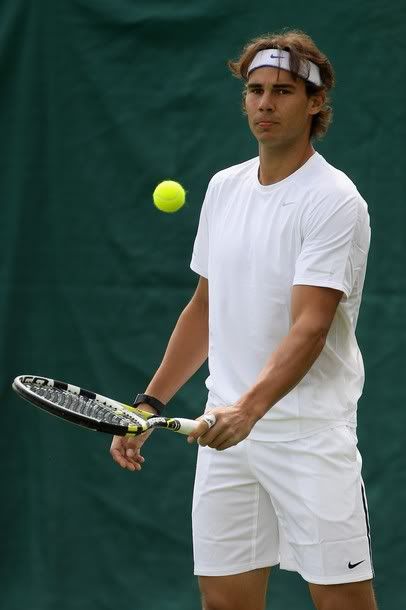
228,30,335,139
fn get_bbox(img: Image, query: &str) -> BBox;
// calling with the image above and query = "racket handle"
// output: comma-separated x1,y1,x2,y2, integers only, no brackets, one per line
174,418,201,435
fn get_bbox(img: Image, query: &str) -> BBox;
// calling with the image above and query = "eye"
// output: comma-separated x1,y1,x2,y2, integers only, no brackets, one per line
248,87,262,95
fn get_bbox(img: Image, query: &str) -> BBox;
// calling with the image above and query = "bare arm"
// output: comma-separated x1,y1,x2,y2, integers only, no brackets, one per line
110,276,209,470
239,284,343,417
190,284,343,450
144,275,209,403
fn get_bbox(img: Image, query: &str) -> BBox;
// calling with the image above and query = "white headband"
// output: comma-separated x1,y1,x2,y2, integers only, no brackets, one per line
247,49,322,87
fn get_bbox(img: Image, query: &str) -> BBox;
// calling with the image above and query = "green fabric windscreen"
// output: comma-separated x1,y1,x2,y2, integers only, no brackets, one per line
1,2,405,608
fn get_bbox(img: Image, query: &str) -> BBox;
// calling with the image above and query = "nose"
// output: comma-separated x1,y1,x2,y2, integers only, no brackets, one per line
258,90,275,112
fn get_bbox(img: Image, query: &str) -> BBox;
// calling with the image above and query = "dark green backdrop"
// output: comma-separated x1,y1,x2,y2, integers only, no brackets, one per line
1,1,405,609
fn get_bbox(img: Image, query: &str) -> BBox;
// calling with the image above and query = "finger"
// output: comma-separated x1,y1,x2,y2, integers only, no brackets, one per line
124,435,143,452
123,459,142,471
111,449,129,468
187,421,208,443
111,449,141,470
214,440,234,451
187,413,217,444
126,454,145,470
125,430,151,450
125,447,145,462
126,462,141,472
110,439,124,456
197,423,225,447
123,445,145,464
205,430,233,450
132,453,145,464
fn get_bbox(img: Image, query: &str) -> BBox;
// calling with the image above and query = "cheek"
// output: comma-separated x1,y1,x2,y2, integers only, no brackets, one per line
284,100,309,124
244,96,255,112
245,101,257,122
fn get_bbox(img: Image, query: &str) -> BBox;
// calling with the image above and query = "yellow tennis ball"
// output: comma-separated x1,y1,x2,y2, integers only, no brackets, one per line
153,180,186,213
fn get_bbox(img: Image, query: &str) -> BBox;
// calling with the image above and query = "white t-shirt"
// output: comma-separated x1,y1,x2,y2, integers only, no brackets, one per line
190,152,371,441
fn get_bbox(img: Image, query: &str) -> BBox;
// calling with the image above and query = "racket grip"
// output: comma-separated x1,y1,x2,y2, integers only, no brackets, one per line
174,418,200,435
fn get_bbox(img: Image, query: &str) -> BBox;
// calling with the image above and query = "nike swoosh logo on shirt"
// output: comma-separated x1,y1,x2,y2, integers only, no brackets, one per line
348,560,365,569
281,201,296,206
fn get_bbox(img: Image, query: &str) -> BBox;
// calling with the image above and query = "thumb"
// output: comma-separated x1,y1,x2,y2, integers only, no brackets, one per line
126,447,137,457
125,435,141,457
187,413,217,444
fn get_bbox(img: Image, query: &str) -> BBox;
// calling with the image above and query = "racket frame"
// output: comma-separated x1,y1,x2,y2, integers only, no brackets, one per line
12,375,202,436
13,375,158,435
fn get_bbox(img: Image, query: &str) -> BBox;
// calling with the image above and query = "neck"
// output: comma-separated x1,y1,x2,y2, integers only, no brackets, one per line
258,139,315,186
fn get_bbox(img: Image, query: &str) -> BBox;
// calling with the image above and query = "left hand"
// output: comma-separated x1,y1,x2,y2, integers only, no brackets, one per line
187,404,258,451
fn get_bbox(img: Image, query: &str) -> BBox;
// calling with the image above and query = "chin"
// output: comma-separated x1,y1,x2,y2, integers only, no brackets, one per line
258,134,280,144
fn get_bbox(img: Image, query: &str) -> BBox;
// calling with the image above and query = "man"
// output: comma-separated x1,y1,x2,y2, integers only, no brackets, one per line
111,30,377,610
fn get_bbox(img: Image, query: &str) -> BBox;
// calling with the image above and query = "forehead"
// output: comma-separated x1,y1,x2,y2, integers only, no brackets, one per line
247,66,298,85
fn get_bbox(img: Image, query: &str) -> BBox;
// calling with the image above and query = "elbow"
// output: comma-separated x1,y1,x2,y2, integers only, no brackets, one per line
316,329,328,351
293,320,329,350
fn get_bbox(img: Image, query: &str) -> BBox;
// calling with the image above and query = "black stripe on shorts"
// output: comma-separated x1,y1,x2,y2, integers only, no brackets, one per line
361,481,375,577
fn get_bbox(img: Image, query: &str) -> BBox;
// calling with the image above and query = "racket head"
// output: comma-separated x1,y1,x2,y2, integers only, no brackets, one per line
12,375,150,436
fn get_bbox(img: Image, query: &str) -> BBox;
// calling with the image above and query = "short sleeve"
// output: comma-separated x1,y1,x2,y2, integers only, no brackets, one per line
293,195,370,298
190,182,212,279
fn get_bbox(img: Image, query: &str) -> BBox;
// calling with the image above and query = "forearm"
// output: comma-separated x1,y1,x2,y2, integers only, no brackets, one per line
144,298,208,404
240,323,326,421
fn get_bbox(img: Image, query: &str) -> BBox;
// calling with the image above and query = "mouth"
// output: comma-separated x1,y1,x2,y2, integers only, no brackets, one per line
256,120,278,128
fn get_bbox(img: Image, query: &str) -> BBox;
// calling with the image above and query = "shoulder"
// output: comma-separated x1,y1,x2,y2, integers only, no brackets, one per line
297,155,370,248
304,153,368,217
208,157,258,190
320,156,359,193
202,157,258,215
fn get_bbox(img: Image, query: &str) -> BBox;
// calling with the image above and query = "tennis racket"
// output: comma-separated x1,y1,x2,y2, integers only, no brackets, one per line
12,375,212,437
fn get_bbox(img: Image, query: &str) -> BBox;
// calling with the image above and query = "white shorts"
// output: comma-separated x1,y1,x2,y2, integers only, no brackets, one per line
192,425,374,585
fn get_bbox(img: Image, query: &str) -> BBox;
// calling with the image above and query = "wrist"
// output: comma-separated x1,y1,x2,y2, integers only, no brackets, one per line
133,393,166,416
136,403,158,416
238,386,272,422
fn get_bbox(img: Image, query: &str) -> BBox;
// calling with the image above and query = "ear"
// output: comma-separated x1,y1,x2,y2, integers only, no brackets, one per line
308,91,325,116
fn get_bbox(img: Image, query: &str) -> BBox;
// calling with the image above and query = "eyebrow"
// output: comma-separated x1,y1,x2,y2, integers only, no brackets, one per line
246,82,296,90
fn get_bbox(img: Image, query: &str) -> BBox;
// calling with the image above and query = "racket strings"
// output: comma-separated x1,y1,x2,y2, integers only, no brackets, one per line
27,383,143,427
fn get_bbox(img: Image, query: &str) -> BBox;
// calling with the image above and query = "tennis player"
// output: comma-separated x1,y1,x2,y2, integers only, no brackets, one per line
111,30,377,610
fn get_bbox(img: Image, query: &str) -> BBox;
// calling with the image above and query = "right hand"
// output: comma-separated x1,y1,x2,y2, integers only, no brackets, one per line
110,405,156,471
